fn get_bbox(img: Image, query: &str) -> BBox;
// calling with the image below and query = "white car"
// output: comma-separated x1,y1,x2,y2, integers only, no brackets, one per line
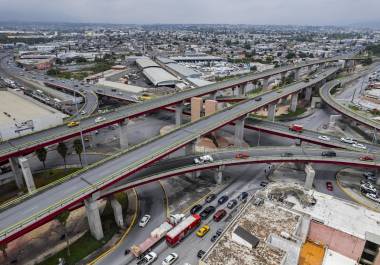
352,143,367,150
318,135,330,141
194,155,214,164
340,137,357,144
365,193,380,203
139,214,151,228
81,110,86,115
143,251,157,265
95,116,106,123
162,253,178,265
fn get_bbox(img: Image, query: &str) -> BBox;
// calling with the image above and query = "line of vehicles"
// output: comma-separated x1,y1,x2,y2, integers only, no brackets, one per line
360,171,380,204
66,116,107,127
132,190,249,265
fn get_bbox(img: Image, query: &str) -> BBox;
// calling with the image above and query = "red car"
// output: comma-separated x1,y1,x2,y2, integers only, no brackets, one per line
235,153,250,159
326,182,333,191
359,155,374,161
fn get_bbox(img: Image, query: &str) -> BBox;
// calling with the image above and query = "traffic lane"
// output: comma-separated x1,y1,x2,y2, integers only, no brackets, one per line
142,164,267,265
247,118,380,153
0,64,338,158
97,182,166,265
0,68,340,235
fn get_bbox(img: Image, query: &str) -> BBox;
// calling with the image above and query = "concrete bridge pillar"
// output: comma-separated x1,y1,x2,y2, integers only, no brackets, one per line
84,197,104,240
244,82,253,93
234,116,246,147
9,157,24,189
175,102,184,126
119,118,129,149
262,78,269,90
191,97,203,122
109,195,124,228
210,91,217,100
237,84,246,96
214,165,225,184
280,72,286,82
294,69,300,81
290,93,299,112
267,103,277,122
308,65,312,71
305,87,313,103
304,164,315,190
90,131,100,148
18,157,36,193
185,139,197,155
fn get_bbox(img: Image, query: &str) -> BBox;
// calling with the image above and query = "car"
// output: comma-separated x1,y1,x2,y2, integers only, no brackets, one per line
197,250,205,258
352,143,367,150
218,195,229,205
194,155,213,164
235,152,250,159
95,116,106,123
213,209,227,222
142,251,157,265
340,137,357,144
326,181,333,191
205,194,216,203
162,253,178,265
139,214,151,228
321,151,336,157
281,152,293,157
200,206,216,219
361,183,377,194
80,110,86,115
260,181,269,187
67,121,80,127
238,192,248,201
227,199,238,209
360,155,374,161
363,172,375,178
216,228,223,236
211,234,219,242
190,204,203,214
196,225,210,237
254,97,262,101
365,193,380,203
318,135,331,141
124,249,130,255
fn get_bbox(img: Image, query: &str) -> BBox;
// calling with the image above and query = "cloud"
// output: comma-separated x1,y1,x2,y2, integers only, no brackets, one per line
0,0,378,25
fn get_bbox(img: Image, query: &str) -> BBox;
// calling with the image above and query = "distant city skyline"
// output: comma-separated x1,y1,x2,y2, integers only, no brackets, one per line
0,0,379,27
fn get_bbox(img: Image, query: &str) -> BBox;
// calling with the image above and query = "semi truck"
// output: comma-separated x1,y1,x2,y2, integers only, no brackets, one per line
165,214,201,246
130,214,185,257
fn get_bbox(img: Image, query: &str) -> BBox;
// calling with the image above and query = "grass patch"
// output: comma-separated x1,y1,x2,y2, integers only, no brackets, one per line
38,201,119,265
34,168,81,188
277,107,306,120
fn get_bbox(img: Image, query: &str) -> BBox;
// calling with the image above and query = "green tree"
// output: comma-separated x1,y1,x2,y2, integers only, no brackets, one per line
56,210,71,257
286,52,296,60
73,139,83,167
57,142,68,169
35,147,47,168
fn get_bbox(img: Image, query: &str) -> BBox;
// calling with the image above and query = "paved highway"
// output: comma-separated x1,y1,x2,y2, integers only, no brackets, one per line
0,67,342,244
0,56,350,162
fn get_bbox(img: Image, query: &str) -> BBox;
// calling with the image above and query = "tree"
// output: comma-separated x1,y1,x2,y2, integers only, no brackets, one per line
286,52,296,60
0,243,7,259
56,211,71,257
35,147,47,168
73,139,83,167
57,142,68,169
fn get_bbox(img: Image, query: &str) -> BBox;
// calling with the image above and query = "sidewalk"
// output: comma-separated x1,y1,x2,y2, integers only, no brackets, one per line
336,168,380,212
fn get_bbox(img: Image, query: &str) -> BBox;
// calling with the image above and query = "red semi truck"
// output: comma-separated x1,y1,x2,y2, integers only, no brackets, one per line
166,214,201,246
289,124,303,133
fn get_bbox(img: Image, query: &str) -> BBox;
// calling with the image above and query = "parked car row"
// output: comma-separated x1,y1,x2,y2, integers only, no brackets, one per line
137,251,178,265
340,137,367,150
360,172,380,204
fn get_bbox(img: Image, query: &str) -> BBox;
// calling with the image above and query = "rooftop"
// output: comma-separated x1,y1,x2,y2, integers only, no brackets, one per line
203,200,301,265
322,249,356,265
136,57,160,69
142,67,179,87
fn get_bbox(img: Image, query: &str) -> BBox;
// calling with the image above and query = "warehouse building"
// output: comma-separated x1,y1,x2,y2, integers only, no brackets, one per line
136,57,180,87
0,90,67,141
156,57,202,79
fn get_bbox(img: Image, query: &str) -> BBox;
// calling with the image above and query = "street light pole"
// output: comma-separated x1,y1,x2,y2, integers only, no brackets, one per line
74,90,88,166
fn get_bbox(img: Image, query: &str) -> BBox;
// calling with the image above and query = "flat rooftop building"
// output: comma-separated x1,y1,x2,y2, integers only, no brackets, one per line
0,90,67,141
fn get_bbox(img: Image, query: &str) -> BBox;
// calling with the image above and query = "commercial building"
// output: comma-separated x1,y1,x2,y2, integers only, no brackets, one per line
0,90,67,141
200,184,380,265
156,57,202,78
170,55,223,63
15,58,55,70
136,57,180,87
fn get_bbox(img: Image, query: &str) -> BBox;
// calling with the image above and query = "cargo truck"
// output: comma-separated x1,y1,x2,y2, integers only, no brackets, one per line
289,124,303,133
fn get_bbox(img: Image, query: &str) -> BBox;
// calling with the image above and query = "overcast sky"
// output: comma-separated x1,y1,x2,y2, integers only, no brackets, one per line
0,0,379,26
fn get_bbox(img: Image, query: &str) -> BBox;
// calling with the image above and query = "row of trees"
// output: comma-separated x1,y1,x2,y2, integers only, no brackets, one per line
35,139,84,169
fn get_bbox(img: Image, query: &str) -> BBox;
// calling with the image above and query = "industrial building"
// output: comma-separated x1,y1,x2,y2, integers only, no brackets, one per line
96,79,146,93
0,90,67,141
136,57,180,87
200,184,380,265
170,55,223,63
157,57,202,78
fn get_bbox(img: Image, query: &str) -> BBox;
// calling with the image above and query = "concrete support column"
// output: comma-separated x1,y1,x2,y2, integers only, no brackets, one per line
237,84,246,96
305,86,313,102
109,195,124,228
267,103,277,122
90,131,99,148
204,100,218,117
304,164,315,190
294,69,300,81
308,65,312,71
244,82,253,93
9,157,24,189
191,97,203,122
175,103,184,126
185,140,196,155
210,91,217,100
290,93,299,112
234,116,246,147
280,72,286,82
214,165,225,184
84,197,104,240
119,118,129,149
262,78,269,90
18,157,36,193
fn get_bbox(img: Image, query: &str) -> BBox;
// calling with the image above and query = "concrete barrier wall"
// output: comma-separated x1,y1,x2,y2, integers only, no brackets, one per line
308,220,365,260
